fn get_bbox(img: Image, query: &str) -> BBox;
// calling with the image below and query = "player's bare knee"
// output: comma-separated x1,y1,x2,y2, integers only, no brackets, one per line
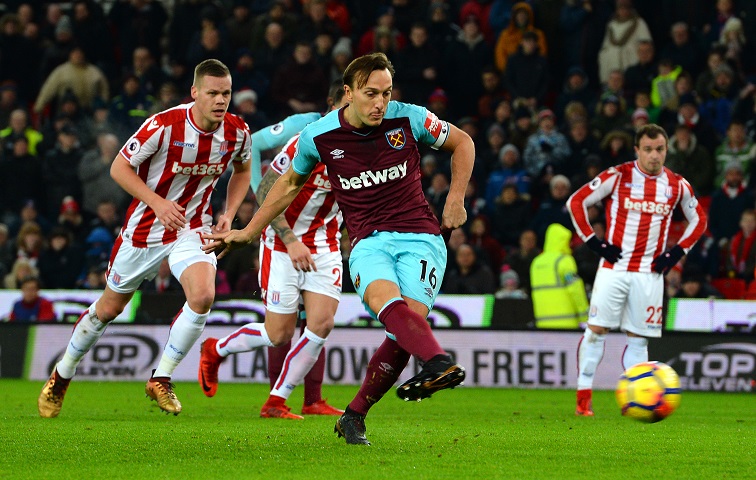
307,317,334,338
588,324,610,335
96,302,125,322
186,293,214,314
268,329,294,346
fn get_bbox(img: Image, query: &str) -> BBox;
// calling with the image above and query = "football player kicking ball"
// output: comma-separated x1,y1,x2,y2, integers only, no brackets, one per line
197,88,348,419
567,123,706,416
38,59,252,417
202,53,475,445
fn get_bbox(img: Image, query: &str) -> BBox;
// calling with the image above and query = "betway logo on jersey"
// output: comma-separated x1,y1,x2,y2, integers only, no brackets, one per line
171,162,226,176
337,161,407,190
623,197,672,215
312,173,331,189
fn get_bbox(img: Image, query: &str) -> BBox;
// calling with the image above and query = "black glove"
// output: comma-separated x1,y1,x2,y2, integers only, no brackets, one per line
652,245,685,274
586,236,623,264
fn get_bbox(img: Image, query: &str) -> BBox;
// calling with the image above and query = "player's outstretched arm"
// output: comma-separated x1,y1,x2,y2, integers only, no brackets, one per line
439,123,475,230
202,167,309,259
215,160,251,233
110,153,187,231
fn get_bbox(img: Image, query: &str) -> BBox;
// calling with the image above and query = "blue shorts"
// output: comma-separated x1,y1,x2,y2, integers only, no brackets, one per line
348,231,447,318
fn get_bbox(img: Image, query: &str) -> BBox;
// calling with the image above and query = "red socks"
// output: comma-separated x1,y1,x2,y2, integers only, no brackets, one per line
349,336,410,415
378,300,444,362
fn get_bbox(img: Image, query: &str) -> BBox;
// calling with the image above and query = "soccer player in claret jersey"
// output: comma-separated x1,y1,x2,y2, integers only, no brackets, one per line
568,123,707,416
202,52,475,445
37,59,253,418
197,84,348,419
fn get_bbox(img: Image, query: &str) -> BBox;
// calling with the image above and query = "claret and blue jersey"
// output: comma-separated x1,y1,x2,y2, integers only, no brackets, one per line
292,101,450,245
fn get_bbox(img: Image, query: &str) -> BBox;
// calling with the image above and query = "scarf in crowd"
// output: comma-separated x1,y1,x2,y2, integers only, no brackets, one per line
729,230,756,273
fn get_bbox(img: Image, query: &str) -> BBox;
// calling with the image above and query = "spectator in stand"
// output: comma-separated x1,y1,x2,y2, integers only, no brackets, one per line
675,266,724,299
38,227,85,290
233,88,269,133
355,7,406,57
298,0,342,43
495,265,529,300
509,105,535,153
557,0,594,77
0,137,44,222
89,200,122,240
442,15,492,120
694,48,726,100
78,133,128,216
3,258,38,290
127,47,166,98
15,221,44,267
504,31,550,110
252,22,291,80
8,276,56,322
700,64,740,136
597,0,652,84
427,1,459,46
733,83,756,141
530,223,588,330
725,209,756,281
591,94,630,143
565,119,601,181
554,67,595,123
1,108,43,157
530,174,574,246
270,41,329,119
494,2,547,74
225,1,255,52
630,107,650,130
569,154,602,199
523,109,571,197
719,17,749,74
0,81,20,128
425,172,450,222
442,244,497,294
660,22,703,78
504,229,540,295
249,1,298,53
71,0,114,79
57,196,88,246
485,143,530,212
491,184,531,250
478,123,507,180
109,74,156,134
669,93,721,155
38,14,77,84
708,161,754,249
599,129,635,169
713,120,756,187
0,13,39,104
141,258,182,293
329,37,354,83
665,125,715,196
393,22,440,106
186,24,233,68
468,215,504,270
41,125,82,219
650,59,683,110
34,45,109,117
0,223,12,277
231,49,270,107
108,0,167,64
624,40,657,101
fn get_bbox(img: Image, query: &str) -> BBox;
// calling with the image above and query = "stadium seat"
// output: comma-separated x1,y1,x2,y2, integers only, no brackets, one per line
710,278,746,300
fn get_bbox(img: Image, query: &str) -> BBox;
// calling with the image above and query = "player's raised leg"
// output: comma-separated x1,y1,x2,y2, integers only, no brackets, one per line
39,289,130,418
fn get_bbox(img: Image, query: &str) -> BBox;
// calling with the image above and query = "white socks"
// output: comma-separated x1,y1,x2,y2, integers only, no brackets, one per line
577,328,606,390
270,328,326,400
216,322,274,356
622,336,649,370
56,301,107,379
154,303,208,378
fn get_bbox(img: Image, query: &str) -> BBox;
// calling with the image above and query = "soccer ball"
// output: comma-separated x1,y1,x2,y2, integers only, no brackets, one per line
615,361,681,423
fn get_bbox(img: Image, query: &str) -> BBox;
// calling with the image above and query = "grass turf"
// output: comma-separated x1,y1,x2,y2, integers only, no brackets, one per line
1,380,753,479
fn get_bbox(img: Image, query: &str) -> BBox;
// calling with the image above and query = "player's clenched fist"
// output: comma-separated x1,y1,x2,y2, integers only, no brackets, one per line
441,199,467,230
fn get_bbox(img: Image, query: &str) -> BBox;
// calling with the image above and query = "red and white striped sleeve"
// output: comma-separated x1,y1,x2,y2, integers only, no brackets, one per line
120,115,164,167
675,178,708,252
568,167,619,242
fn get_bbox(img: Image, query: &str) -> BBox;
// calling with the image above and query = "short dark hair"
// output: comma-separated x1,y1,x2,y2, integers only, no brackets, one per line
634,123,669,147
342,53,395,90
328,80,345,106
19,275,41,289
193,59,230,86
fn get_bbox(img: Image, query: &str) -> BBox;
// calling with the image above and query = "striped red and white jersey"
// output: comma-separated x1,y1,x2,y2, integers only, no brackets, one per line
568,161,707,273
118,103,251,247
262,134,341,254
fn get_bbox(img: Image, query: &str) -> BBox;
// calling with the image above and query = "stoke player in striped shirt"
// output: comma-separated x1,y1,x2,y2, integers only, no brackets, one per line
568,123,707,417
38,59,252,418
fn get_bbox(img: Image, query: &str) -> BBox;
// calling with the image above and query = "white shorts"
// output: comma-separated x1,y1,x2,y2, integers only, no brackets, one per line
258,244,342,314
106,227,216,294
587,268,663,338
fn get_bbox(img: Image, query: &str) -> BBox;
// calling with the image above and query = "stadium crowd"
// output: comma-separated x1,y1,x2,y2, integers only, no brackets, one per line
2,0,756,316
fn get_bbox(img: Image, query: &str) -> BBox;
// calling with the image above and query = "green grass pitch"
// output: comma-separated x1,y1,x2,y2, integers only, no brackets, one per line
1,380,753,479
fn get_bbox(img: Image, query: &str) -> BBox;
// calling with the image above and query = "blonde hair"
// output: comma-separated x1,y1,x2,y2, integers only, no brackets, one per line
4,258,39,289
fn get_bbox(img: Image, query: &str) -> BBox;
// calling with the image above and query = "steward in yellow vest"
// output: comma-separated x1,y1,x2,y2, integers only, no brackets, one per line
530,223,588,329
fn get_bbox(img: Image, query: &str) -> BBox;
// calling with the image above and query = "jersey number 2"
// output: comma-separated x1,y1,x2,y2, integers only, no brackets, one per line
645,306,663,325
